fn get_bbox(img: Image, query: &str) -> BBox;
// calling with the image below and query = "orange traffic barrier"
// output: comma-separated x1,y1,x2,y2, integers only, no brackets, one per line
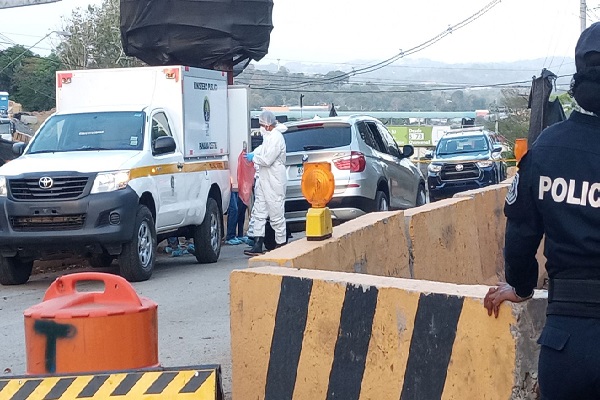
514,138,528,162
24,272,158,374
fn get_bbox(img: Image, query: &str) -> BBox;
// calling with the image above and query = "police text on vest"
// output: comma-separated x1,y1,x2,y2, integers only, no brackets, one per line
539,176,600,206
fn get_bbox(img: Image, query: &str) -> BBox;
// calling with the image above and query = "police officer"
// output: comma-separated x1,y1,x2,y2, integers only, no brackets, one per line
484,22,600,400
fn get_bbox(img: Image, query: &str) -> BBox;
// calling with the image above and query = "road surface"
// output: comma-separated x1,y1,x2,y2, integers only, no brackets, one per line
0,241,259,399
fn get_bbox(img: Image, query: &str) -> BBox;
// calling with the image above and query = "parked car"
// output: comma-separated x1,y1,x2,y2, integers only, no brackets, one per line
282,116,427,233
426,126,507,201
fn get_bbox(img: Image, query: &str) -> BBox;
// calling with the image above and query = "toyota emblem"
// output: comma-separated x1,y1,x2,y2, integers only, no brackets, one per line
39,177,54,189
455,164,464,172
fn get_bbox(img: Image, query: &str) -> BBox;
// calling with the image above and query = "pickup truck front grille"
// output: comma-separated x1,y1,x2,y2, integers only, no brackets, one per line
10,214,86,231
9,177,89,200
440,163,480,181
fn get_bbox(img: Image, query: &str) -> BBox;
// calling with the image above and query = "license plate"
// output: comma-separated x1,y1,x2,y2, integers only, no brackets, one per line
297,164,304,177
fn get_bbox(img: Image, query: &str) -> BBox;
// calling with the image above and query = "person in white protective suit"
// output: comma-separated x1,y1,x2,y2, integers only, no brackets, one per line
243,110,287,256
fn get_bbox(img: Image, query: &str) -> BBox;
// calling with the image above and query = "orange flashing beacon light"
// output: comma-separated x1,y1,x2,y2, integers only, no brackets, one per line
301,162,335,241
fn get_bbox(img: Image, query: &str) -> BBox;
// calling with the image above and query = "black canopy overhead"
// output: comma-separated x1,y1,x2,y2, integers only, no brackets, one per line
120,0,274,74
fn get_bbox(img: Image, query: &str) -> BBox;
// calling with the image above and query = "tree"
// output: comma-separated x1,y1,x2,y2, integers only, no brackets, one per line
485,89,530,162
12,54,61,110
0,46,35,92
56,0,143,69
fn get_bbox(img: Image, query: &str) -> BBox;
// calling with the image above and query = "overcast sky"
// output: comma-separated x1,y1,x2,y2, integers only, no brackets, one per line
0,0,593,76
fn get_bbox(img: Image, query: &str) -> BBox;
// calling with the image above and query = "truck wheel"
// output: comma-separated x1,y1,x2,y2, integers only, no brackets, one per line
0,256,33,285
119,205,156,282
89,253,113,268
194,197,222,263
374,190,389,211
416,183,427,206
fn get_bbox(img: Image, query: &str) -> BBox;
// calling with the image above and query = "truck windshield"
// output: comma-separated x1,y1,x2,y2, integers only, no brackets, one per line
27,111,146,154
436,135,489,155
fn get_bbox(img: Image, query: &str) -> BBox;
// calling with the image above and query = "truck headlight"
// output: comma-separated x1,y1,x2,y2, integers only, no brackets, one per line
0,176,6,197
91,170,130,194
477,161,494,168
428,164,442,173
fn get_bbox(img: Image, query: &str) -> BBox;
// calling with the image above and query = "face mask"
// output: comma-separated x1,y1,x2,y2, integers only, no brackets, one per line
260,126,268,136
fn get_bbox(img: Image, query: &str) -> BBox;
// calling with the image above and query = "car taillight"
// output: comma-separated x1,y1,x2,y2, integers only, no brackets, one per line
333,151,366,172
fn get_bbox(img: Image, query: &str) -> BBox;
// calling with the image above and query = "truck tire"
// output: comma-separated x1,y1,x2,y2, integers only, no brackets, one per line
0,256,33,285
194,197,222,263
89,253,113,268
416,183,427,206
119,205,156,282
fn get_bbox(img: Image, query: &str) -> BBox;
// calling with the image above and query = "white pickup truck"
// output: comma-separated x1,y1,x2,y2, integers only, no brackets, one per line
0,66,250,285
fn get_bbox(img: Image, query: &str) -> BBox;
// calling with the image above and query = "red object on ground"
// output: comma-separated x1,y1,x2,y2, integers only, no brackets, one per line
238,150,255,206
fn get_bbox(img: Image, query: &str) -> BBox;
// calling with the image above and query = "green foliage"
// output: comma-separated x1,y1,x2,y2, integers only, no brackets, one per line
12,55,61,111
0,46,35,93
0,46,61,111
56,0,143,69
484,89,530,164
0,0,145,111
236,66,496,111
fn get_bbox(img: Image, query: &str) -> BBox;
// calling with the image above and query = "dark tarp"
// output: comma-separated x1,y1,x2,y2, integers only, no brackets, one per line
120,0,274,73
0,138,16,165
528,68,565,146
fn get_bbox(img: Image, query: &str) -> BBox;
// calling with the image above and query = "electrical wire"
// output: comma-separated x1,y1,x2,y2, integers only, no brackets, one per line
254,0,502,91
247,74,572,94
255,57,543,73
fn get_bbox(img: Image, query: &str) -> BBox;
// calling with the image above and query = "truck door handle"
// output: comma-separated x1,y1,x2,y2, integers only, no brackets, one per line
177,162,183,170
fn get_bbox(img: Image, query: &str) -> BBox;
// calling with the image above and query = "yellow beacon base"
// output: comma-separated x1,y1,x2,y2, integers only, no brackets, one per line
306,207,333,241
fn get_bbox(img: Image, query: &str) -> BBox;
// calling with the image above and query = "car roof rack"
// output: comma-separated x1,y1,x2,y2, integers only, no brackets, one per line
445,126,486,134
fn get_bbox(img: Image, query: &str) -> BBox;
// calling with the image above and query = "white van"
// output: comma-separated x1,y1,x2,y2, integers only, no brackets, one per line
0,66,250,285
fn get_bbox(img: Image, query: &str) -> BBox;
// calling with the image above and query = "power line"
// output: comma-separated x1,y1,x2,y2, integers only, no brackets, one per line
255,58,546,73
257,0,502,91
246,74,573,94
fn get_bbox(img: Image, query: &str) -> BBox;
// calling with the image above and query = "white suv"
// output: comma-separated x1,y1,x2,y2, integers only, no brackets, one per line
283,116,426,233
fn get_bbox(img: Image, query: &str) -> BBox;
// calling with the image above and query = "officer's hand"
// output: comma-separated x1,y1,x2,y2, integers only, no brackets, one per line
483,282,522,318
245,152,254,162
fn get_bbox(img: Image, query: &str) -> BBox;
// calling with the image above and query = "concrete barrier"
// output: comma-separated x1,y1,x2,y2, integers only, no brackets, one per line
404,197,485,284
249,211,411,278
454,184,511,283
250,181,547,288
230,267,547,400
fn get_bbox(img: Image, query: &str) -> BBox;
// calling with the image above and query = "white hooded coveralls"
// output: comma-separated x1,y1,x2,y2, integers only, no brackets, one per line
251,123,288,244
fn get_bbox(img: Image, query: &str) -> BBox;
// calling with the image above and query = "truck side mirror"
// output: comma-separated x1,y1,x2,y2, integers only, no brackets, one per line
402,144,414,158
12,142,25,156
153,136,176,155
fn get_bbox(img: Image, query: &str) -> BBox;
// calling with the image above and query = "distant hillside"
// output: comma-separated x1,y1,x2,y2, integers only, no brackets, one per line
252,58,575,89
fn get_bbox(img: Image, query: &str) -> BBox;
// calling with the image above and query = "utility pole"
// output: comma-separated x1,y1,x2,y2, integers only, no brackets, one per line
581,0,587,33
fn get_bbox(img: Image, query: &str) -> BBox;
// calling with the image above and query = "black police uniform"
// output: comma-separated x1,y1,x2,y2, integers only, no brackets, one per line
505,110,600,399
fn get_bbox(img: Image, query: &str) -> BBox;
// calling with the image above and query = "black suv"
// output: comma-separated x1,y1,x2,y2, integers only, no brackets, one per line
426,127,506,201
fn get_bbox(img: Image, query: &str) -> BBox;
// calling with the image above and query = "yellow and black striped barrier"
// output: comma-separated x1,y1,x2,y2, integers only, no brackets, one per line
231,267,546,400
0,365,223,400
